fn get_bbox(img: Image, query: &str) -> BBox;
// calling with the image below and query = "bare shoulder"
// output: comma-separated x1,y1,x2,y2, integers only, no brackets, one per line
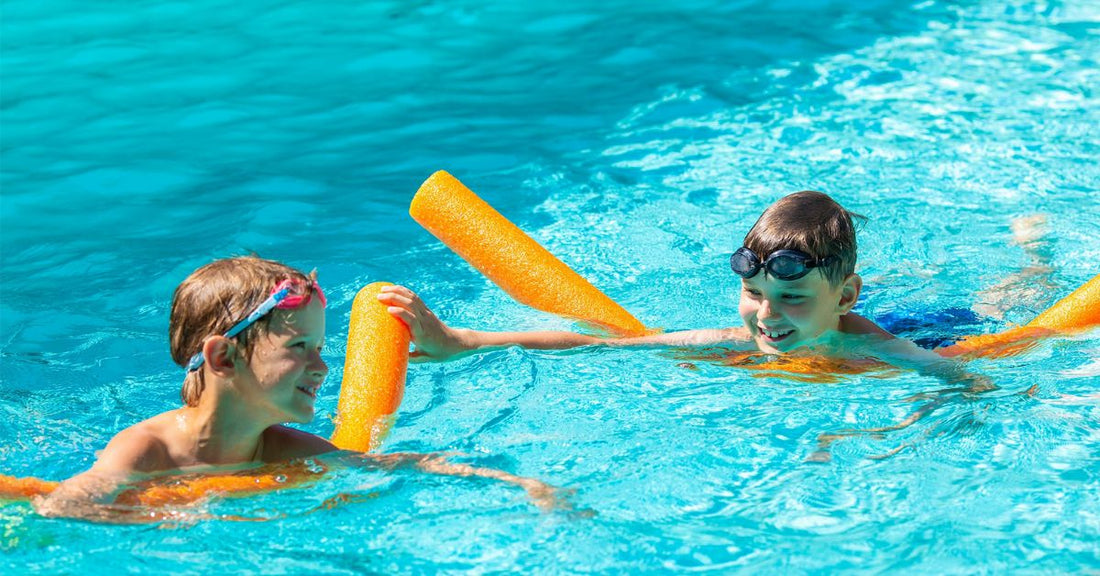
261,425,340,461
92,415,174,474
840,312,894,338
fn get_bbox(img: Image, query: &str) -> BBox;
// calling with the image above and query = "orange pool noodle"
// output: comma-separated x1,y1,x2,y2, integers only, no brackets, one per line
1026,272,1100,332
329,282,410,452
0,474,57,500
113,463,317,507
0,464,315,506
939,272,1100,358
410,170,648,337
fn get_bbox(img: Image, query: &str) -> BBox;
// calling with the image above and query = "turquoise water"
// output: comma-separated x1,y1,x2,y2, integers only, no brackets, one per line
3,0,1099,572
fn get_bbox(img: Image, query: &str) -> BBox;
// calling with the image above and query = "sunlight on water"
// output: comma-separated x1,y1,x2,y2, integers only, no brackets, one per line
2,0,1098,572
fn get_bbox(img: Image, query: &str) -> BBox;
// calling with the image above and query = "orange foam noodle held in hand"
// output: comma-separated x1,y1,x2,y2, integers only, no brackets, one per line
329,282,410,452
939,272,1100,359
411,171,648,337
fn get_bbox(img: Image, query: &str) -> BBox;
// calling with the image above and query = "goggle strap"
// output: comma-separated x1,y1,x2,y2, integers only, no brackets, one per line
224,287,290,338
184,286,291,372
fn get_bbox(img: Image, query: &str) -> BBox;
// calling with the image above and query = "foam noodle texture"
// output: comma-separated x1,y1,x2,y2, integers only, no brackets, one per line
0,474,56,500
411,170,648,337
0,463,317,506
939,272,1100,358
1026,272,1100,331
329,282,410,452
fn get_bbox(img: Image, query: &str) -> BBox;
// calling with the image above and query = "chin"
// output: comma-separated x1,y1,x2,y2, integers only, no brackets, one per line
285,404,315,424
756,335,800,354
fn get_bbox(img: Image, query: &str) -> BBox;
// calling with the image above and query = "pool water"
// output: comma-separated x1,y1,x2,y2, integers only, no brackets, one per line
2,0,1098,572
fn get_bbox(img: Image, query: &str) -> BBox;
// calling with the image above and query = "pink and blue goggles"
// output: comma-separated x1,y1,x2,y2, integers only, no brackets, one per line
185,278,326,372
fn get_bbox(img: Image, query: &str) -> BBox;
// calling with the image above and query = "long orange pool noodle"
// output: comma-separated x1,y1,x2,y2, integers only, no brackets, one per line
0,464,315,506
410,170,648,337
939,272,1100,358
0,474,56,500
329,282,410,452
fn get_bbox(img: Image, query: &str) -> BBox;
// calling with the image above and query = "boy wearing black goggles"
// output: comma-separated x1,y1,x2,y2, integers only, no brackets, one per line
730,248,837,282
379,190,902,361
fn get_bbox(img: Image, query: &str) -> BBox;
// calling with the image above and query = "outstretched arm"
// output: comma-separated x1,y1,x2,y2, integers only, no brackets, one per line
351,452,578,513
810,335,999,462
377,285,749,362
870,337,996,393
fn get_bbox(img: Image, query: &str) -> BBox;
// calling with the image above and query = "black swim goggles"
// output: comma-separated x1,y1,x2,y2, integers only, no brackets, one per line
730,247,835,281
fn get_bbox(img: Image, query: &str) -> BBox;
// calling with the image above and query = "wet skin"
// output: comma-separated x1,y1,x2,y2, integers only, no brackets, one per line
738,270,859,354
237,297,329,424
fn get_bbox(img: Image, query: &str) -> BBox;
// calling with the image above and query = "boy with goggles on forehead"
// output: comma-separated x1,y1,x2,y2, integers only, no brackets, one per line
38,256,563,520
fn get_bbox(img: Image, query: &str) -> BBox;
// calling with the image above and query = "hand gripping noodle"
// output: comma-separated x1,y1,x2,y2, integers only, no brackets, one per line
410,170,648,337
939,272,1100,358
329,282,410,452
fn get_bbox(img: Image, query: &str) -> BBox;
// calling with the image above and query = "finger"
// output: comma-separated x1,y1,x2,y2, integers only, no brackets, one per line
385,306,416,329
387,284,419,301
379,285,420,305
376,292,415,308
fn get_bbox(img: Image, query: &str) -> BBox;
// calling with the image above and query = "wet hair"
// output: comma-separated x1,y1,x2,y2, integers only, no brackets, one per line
742,191,865,286
170,256,316,407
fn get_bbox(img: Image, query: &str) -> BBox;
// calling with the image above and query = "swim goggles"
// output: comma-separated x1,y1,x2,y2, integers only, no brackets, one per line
730,247,836,281
185,278,326,372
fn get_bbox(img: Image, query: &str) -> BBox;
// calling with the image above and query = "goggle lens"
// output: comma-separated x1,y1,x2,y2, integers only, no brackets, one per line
730,247,831,281
274,278,326,310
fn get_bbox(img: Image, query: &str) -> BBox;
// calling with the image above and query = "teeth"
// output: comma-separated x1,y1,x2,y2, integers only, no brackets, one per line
297,386,317,398
760,327,792,339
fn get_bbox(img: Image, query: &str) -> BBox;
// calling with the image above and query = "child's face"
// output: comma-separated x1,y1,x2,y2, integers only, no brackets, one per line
738,270,849,354
239,297,328,424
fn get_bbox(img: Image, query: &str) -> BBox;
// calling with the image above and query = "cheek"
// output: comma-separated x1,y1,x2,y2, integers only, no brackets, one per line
782,305,811,321
250,347,296,382
738,297,755,319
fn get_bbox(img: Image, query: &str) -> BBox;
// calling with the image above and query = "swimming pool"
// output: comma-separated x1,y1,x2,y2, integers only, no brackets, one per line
2,0,1098,572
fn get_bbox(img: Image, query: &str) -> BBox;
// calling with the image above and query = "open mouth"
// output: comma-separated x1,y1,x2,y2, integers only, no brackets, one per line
758,326,794,343
296,385,318,399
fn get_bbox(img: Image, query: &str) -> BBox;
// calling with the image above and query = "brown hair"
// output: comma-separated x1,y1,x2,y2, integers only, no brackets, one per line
170,256,316,406
742,191,864,286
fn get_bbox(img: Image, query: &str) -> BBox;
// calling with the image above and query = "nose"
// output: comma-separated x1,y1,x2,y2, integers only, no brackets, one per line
757,298,777,321
310,350,329,378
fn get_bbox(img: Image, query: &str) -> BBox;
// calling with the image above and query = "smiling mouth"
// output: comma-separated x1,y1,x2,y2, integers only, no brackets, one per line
296,385,318,399
758,326,794,342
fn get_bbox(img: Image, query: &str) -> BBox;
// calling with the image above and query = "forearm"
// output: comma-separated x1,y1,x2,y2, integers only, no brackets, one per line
872,338,996,393
452,328,604,355
35,471,165,524
450,327,745,355
358,452,567,512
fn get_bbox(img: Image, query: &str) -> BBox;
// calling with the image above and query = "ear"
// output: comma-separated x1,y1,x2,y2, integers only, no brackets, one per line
836,273,862,315
201,336,239,377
